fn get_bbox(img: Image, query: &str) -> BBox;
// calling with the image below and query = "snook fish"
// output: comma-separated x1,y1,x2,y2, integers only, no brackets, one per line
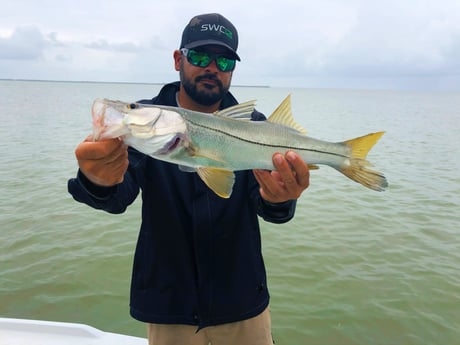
91,95,388,198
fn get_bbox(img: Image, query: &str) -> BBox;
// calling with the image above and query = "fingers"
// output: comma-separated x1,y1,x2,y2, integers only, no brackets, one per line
75,138,124,161
253,169,276,201
281,151,310,191
254,151,310,203
75,137,129,187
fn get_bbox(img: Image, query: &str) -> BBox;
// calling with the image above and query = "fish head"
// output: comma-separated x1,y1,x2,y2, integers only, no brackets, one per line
92,99,131,140
123,107,188,155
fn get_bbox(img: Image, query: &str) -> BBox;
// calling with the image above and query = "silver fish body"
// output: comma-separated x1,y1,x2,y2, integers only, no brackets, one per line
91,96,387,198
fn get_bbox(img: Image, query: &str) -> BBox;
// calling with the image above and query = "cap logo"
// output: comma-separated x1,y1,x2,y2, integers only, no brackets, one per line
200,24,233,40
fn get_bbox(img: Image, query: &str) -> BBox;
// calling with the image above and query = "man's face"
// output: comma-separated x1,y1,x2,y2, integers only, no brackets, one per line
176,45,234,106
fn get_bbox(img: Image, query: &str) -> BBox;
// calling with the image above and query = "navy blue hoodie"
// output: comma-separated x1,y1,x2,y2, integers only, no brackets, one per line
68,82,296,329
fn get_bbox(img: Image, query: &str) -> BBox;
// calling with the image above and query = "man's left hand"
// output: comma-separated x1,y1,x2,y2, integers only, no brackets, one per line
253,151,310,203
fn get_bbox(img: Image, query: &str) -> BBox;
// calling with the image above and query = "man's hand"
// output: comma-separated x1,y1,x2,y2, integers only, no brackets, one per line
253,151,310,203
75,135,129,187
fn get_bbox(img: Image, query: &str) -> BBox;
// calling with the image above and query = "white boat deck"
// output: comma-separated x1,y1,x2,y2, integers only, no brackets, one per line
0,318,146,345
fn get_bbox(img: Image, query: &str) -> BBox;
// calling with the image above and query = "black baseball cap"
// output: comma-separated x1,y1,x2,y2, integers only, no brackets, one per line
180,13,240,61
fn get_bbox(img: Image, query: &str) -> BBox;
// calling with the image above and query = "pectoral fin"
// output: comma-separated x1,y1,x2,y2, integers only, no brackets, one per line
196,167,235,199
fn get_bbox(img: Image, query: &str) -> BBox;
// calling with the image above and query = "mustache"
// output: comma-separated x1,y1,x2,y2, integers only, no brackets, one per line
195,74,223,87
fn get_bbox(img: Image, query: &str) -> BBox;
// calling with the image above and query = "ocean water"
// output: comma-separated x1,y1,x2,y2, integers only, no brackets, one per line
0,80,459,344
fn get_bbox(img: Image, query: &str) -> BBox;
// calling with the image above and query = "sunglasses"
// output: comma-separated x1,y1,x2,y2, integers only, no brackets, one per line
181,48,236,72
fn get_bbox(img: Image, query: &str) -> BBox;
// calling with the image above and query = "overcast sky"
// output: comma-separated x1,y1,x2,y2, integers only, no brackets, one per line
1,0,460,90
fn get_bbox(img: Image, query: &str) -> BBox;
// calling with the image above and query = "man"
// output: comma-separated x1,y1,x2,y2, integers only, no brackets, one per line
68,13,310,345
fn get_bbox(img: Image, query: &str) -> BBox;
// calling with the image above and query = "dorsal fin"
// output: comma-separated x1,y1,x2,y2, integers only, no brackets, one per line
214,100,257,120
267,95,307,134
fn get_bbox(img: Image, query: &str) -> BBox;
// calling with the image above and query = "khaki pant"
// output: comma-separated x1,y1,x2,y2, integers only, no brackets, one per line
147,307,272,345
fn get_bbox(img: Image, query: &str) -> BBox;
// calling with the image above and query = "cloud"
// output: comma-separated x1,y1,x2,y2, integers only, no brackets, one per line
322,2,460,78
47,32,67,47
54,54,72,62
0,26,46,60
1,0,459,89
0,24,172,82
84,39,143,53
234,0,460,89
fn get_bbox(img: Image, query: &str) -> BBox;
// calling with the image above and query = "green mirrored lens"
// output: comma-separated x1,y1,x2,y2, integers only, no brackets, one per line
188,50,211,67
185,49,236,72
216,57,235,72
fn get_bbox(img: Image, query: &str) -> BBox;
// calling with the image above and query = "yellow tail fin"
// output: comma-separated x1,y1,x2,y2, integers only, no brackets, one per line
340,132,388,191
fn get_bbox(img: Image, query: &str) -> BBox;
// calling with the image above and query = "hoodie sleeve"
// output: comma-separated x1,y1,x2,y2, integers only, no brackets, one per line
67,148,144,214
257,198,297,224
246,171,297,224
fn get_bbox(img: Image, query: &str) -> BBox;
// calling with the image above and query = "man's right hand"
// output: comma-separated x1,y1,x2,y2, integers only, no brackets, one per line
75,135,129,187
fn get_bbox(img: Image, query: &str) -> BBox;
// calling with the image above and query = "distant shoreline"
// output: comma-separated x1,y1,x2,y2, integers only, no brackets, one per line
0,78,270,88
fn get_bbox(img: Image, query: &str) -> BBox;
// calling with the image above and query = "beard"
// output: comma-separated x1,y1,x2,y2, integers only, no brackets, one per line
180,69,231,106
